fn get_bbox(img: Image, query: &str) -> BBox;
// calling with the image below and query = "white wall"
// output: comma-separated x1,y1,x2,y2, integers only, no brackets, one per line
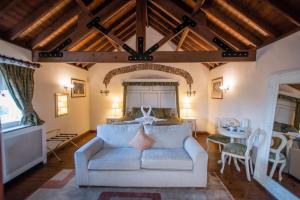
0,40,90,135
33,64,90,134
88,27,209,131
207,31,300,133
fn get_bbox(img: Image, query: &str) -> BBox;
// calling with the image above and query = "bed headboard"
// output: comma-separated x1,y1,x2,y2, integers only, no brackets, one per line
122,79,180,117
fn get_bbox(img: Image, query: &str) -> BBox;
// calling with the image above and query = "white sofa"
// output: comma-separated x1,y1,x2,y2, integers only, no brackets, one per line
74,123,208,187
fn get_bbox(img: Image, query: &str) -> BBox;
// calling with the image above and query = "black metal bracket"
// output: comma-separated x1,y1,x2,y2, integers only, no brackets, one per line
128,54,153,61
39,38,72,57
213,37,248,57
122,44,137,56
137,37,144,53
87,17,110,35
144,15,196,56
173,15,196,34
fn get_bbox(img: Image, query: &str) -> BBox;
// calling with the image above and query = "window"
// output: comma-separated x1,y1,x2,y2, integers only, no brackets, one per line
0,73,22,128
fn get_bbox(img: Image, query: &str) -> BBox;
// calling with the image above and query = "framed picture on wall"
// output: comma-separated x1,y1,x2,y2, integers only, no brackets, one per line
71,78,86,98
211,77,223,99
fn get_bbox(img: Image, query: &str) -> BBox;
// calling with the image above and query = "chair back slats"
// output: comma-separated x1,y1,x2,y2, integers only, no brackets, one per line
270,132,288,158
245,129,260,156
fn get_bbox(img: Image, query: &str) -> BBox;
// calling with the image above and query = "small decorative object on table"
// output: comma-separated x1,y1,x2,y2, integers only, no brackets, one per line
106,117,121,124
71,78,86,98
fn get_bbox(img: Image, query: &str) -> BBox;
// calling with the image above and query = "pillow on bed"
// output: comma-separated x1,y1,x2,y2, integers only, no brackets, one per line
152,108,165,118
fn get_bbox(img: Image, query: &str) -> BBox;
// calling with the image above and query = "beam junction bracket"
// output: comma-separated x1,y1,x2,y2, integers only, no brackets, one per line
38,38,72,57
133,15,197,61
213,37,248,57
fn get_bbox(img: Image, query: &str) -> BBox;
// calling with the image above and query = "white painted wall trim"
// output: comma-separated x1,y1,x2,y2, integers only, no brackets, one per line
254,68,300,200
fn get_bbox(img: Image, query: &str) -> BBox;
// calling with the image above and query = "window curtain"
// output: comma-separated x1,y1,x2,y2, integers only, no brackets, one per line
294,102,300,130
0,64,44,125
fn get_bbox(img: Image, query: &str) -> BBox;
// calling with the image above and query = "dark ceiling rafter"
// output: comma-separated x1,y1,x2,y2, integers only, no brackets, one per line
52,0,133,52
0,0,298,70
201,5,262,47
7,0,65,41
214,0,278,39
150,0,219,51
30,5,80,49
267,0,300,27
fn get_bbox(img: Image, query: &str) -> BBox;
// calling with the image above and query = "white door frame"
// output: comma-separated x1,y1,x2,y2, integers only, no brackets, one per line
254,68,300,200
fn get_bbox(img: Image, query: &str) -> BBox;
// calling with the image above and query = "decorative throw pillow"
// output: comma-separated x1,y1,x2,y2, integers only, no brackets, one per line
129,128,155,151
152,108,167,118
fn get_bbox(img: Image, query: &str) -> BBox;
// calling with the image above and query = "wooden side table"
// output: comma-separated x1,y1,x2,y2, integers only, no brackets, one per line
106,117,121,124
182,118,197,138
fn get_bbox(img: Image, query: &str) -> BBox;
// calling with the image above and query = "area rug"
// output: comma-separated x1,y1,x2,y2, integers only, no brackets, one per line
26,169,234,200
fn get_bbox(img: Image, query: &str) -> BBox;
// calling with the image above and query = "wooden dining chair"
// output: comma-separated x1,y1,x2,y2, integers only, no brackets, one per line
268,131,287,182
220,129,259,181
206,118,234,152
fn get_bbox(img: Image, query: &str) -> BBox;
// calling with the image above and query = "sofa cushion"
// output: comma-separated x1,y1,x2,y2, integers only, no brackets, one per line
141,148,193,170
97,124,142,148
144,123,192,148
88,148,141,171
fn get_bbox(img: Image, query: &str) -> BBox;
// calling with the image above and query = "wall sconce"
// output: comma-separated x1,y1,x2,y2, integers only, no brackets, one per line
187,85,196,97
100,85,110,96
63,83,74,91
219,85,229,93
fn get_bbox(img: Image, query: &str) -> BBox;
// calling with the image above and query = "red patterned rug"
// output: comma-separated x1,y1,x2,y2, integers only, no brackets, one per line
27,169,234,200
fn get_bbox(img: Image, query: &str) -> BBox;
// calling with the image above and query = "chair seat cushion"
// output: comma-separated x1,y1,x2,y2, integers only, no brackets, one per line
88,148,141,170
141,148,193,170
208,134,230,144
269,152,286,161
223,143,247,156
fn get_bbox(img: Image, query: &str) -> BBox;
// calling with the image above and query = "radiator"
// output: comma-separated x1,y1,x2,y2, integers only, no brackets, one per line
2,125,46,183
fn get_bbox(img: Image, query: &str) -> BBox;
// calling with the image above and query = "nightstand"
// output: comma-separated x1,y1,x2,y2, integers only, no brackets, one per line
106,117,121,124
182,118,197,138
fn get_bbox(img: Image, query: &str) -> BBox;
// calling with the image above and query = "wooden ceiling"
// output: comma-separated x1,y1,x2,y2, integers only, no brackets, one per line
0,0,299,70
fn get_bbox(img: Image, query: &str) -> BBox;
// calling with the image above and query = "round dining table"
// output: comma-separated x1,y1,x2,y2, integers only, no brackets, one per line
217,127,251,166
218,127,251,143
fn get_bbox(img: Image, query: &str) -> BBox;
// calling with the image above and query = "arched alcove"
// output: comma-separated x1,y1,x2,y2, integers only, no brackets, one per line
103,63,193,86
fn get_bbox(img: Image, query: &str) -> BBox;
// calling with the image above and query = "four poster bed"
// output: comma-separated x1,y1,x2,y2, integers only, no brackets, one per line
116,79,183,125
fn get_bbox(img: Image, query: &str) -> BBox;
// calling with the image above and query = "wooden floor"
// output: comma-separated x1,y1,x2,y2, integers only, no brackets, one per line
4,133,277,200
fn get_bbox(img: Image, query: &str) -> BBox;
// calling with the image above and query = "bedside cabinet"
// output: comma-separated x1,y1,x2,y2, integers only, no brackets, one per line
182,118,197,138
106,117,121,124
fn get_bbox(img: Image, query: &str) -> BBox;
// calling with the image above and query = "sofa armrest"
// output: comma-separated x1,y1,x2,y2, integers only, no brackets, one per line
184,137,207,161
184,136,208,178
74,137,103,185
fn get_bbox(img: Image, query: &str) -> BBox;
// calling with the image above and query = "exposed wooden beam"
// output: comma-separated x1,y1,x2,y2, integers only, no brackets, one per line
136,0,147,52
7,0,64,41
191,0,206,15
267,0,300,26
106,36,121,51
0,0,20,21
207,21,248,51
30,6,80,49
176,28,189,51
75,0,92,15
150,0,219,51
33,50,256,63
216,0,278,38
46,0,133,51
202,6,262,47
